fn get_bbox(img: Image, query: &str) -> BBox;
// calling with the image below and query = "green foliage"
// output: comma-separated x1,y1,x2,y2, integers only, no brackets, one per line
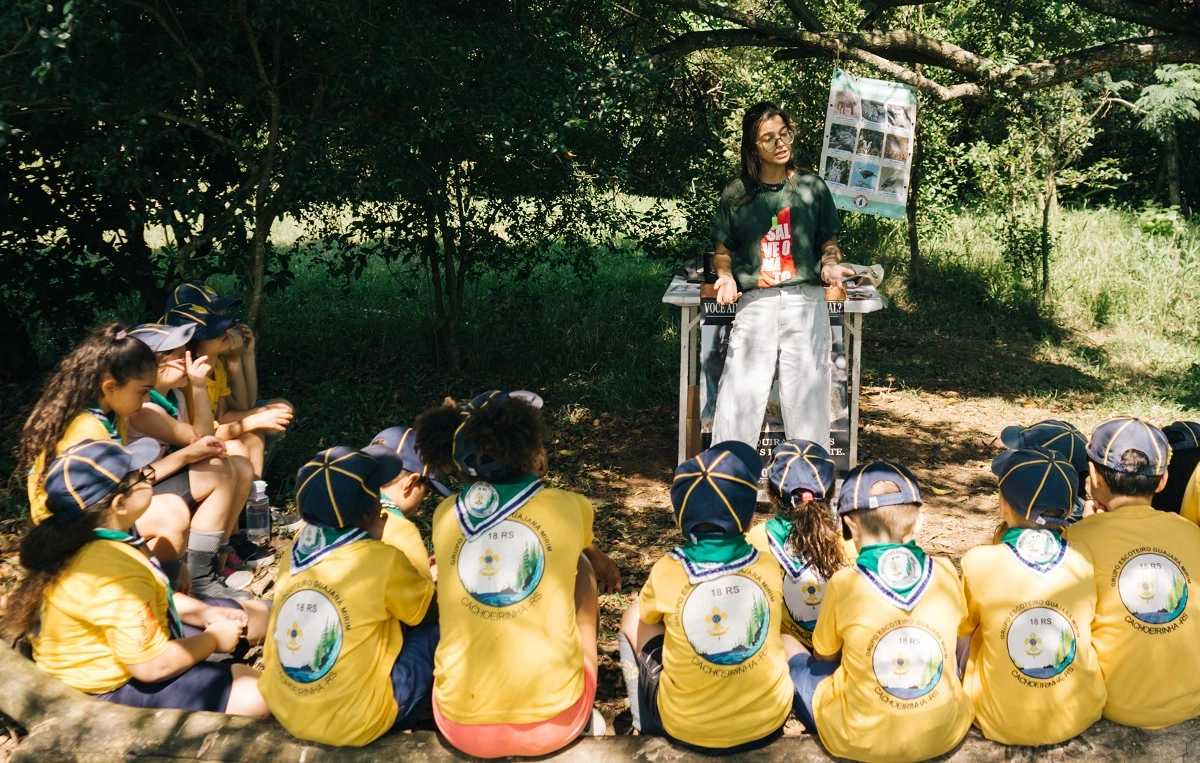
1135,65,1200,139
1137,204,1190,237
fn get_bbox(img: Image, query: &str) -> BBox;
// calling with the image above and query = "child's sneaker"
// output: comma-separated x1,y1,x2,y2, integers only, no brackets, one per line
581,708,606,737
271,506,303,533
228,534,275,569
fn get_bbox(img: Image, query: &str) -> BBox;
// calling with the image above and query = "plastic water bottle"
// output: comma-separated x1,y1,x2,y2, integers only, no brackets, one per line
245,480,271,544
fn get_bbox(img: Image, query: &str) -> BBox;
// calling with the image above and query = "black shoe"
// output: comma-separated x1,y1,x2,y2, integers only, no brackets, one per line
187,550,254,600
229,534,275,570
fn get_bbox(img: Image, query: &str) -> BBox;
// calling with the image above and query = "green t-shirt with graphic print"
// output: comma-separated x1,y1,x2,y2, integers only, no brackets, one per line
709,172,842,292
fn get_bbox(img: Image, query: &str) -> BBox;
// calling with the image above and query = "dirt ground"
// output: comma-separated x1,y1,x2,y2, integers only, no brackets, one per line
0,386,1102,743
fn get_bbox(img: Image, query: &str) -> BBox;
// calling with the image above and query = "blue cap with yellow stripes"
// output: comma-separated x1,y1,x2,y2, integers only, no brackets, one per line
364,426,451,497
1000,419,1088,475
992,447,1078,525
295,446,406,528
165,281,240,315
1087,417,1169,476
164,302,234,341
767,439,835,503
45,438,161,518
671,441,762,537
836,460,923,515
1164,421,1200,453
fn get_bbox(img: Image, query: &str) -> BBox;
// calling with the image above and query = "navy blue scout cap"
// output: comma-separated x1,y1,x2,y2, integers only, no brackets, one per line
837,461,923,515
45,438,161,517
452,390,544,477
364,426,451,497
164,303,234,341
1164,421,1200,452
1087,417,1170,476
768,439,835,502
671,441,761,537
992,447,1079,525
129,322,196,353
295,446,405,529
165,281,241,314
1000,420,1088,475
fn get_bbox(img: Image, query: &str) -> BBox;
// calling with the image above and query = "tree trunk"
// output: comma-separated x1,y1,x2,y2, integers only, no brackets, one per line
1040,171,1056,305
1164,125,1181,207
906,115,922,280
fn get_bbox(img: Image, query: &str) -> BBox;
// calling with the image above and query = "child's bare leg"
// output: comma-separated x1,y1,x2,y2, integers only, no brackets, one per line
225,432,265,478
619,598,666,654
782,634,807,660
137,494,191,561
187,458,240,534
224,664,270,717
575,554,600,673
223,456,255,540
618,597,665,732
236,599,271,644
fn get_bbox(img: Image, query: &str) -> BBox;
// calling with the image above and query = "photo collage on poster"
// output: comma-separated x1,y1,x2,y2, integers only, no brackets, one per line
819,70,917,220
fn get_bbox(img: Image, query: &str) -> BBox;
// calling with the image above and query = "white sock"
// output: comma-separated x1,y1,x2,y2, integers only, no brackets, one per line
618,632,641,731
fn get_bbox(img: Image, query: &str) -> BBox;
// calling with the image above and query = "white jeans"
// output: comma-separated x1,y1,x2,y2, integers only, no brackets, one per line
711,284,832,449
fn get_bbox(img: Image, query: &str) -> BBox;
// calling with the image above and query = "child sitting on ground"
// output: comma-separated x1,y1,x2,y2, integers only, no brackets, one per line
1001,419,1089,524
126,322,256,598
19,325,190,567
959,447,1105,745
364,426,452,580
1152,421,1200,524
0,440,268,716
413,390,601,758
795,461,972,763
260,446,437,746
1063,417,1200,728
619,441,797,753
746,439,856,649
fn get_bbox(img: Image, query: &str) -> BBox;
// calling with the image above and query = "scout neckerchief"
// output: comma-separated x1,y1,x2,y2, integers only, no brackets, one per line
454,473,542,541
85,402,121,441
1001,526,1068,579
94,528,183,639
764,515,810,579
856,540,932,612
668,533,759,585
148,389,179,419
381,496,404,518
290,522,370,573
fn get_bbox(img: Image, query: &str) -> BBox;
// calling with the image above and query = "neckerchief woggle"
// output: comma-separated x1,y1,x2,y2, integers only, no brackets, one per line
764,515,811,579
669,534,759,585
454,473,542,541
290,523,370,573
855,540,932,612
1001,526,1068,579
85,402,122,441
94,528,183,639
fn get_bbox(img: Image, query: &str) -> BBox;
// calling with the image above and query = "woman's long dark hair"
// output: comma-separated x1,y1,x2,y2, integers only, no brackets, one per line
0,473,139,644
725,101,802,206
18,324,157,477
775,491,847,581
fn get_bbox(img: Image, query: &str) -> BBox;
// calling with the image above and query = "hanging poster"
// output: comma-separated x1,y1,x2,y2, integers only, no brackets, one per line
819,69,917,220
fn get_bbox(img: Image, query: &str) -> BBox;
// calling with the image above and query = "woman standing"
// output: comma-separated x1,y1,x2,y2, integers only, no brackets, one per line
710,102,852,451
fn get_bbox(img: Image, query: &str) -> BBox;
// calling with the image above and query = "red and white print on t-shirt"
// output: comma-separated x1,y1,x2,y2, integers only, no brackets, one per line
757,207,795,288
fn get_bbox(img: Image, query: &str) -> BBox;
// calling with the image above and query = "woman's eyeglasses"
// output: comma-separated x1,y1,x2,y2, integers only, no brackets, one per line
758,128,795,148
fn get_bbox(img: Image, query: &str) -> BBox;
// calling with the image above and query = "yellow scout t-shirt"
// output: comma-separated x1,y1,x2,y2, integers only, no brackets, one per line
812,555,973,763
639,551,793,748
1063,505,1200,728
382,508,433,581
33,539,173,694
205,358,232,416
28,410,125,525
261,526,434,747
1181,465,1200,525
747,519,857,648
431,480,593,724
959,529,1106,745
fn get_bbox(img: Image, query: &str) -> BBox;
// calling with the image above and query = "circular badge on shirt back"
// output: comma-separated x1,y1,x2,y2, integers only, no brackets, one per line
1015,530,1061,566
878,547,922,589
681,574,770,666
782,568,828,632
1006,606,1076,679
457,520,545,608
273,589,344,684
1117,553,1189,625
871,626,943,700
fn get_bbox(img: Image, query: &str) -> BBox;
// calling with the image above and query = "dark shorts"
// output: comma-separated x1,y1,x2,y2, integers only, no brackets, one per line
95,661,234,712
153,466,199,513
636,635,784,754
788,652,837,734
390,612,440,731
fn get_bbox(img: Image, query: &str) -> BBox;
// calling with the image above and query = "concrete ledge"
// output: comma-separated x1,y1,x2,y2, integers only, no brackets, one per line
3,645,1199,761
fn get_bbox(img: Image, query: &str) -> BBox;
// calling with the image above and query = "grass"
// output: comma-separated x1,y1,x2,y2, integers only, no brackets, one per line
2,205,1198,518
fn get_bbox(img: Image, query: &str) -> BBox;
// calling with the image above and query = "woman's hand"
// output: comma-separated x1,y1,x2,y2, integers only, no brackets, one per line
715,274,742,306
249,407,293,433
182,435,227,463
237,324,256,355
205,617,244,654
185,351,212,387
203,605,249,629
820,262,854,287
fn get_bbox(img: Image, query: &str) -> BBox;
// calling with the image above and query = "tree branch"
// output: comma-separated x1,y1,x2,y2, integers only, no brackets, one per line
649,29,784,67
1009,34,1200,91
860,1,943,31
1069,0,1200,36
781,0,825,32
120,0,205,88
0,19,33,63
148,110,242,151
